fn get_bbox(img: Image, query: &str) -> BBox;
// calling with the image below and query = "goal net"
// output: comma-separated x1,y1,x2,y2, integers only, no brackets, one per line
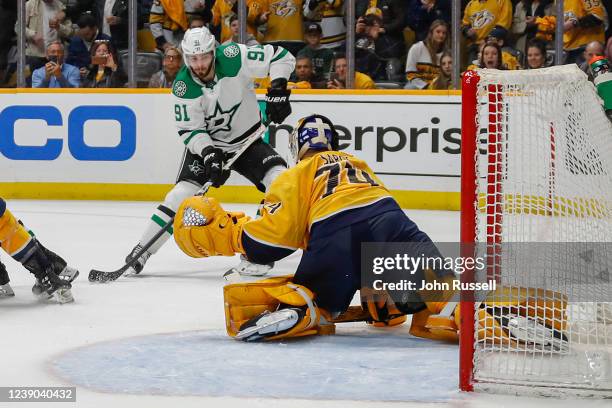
460,65,612,397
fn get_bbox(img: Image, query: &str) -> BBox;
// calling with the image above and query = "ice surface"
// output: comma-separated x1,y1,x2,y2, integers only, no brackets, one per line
1,200,608,407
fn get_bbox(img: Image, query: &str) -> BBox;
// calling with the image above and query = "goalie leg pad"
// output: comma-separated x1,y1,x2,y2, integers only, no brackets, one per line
224,275,333,341
409,287,568,348
174,196,249,258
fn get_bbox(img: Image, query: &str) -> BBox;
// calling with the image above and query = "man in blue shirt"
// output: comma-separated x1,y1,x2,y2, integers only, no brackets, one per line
32,41,80,88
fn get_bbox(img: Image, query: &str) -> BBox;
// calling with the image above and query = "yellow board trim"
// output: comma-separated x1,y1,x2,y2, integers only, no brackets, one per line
0,183,460,210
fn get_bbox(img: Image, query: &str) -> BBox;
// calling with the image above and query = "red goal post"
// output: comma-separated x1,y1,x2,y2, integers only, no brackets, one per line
459,66,612,397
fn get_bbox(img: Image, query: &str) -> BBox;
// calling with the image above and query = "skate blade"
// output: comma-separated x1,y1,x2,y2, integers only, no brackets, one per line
35,288,74,304
53,288,74,304
223,270,243,283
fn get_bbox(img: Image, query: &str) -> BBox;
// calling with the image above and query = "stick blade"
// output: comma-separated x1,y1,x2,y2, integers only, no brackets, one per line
88,268,125,283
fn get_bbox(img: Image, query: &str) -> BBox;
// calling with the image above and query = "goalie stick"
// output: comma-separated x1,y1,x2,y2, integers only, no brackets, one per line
88,121,271,283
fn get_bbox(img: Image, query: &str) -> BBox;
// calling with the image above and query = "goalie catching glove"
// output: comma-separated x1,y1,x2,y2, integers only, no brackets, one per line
173,196,249,257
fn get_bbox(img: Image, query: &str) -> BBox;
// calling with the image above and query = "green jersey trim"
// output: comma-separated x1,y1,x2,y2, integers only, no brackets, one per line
173,66,203,99
215,43,242,80
271,48,289,63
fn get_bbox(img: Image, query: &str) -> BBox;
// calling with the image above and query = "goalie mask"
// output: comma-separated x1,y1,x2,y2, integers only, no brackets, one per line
289,114,338,165
181,27,216,81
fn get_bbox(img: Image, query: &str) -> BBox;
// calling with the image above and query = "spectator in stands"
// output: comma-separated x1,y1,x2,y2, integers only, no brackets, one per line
407,0,452,43
525,38,548,69
486,26,521,70
511,0,554,53
462,0,512,63
0,0,17,87
478,41,505,69
327,54,376,89
66,13,112,74
189,14,206,29
22,0,74,73
223,14,259,45
429,51,452,90
211,0,259,44
606,37,612,62
579,40,605,81
96,0,143,51
32,41,80,88
254,0,306,57
355,13,386,80
148,45,182,88
356,0,405,61
148,0,188,50
297,22,335,80
64,0,96,21
404,19,449,90
289,55,326,88
81,40,126,87
563,0,607,64
303,0,346,51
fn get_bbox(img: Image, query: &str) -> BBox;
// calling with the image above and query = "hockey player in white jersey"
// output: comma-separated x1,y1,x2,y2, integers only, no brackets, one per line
123,27,296,277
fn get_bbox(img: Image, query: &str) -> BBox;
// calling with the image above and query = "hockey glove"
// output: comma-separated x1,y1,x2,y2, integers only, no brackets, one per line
200,146,227,187
174,196,249,258
265,78,292,124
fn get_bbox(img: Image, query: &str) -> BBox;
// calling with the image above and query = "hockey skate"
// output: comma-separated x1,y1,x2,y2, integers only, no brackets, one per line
223,255,273,282
24,241,76,303
124,244,151,276
32,271,73,304
236,308,303,342
0,283,14,298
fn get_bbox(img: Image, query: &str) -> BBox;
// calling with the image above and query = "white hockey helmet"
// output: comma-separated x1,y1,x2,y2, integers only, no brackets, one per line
181,26,216,62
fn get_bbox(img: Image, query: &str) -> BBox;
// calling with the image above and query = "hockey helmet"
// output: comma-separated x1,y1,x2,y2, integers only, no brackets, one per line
181,27,216,78
289,114,338,164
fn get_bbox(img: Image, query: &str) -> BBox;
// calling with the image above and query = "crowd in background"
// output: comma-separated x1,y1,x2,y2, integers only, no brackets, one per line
1,0,611,90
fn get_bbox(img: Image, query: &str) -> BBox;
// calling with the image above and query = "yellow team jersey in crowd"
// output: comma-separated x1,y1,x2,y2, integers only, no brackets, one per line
242,151,392,250
212,0,260,43
255,0,305,42
462,0,512,44
354,71,376,89
502,51,521,70
563,0,607,50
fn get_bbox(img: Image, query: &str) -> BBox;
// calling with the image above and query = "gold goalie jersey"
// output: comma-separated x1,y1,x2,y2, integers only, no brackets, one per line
242,151,393,250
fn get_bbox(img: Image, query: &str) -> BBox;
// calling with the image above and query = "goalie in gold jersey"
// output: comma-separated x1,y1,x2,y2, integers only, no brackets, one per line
173,114,455,341
173,115,569,347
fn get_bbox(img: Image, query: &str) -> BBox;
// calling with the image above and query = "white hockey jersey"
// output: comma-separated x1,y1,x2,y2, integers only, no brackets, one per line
171,42,296,155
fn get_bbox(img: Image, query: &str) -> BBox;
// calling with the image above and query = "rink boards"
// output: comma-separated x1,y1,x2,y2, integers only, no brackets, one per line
0,89,461,210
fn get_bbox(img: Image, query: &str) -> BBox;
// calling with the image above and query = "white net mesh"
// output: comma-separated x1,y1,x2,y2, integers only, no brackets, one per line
472,65,612,394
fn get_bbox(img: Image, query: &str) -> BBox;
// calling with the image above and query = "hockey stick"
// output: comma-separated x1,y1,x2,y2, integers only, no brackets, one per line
88,122,271,283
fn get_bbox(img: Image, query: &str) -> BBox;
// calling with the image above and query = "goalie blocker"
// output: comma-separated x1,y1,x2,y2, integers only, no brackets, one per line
173,115,566,345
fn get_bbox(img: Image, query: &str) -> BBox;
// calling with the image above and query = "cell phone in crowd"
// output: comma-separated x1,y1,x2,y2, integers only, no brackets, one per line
91,55,108,65
47,55,59,64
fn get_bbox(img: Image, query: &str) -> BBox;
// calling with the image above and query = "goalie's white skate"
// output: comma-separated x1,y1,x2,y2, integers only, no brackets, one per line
223,256,273,282
0,283,14,298
124,244,151,276
235,308,302,342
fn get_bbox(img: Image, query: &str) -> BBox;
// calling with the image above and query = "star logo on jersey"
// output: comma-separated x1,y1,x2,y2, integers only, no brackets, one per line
188,160,205,176
173,80,187,97
223,44,240,58
205,102,240,135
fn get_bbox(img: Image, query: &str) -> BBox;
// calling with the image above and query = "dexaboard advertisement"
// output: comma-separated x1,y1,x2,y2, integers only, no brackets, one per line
0,90,461,208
